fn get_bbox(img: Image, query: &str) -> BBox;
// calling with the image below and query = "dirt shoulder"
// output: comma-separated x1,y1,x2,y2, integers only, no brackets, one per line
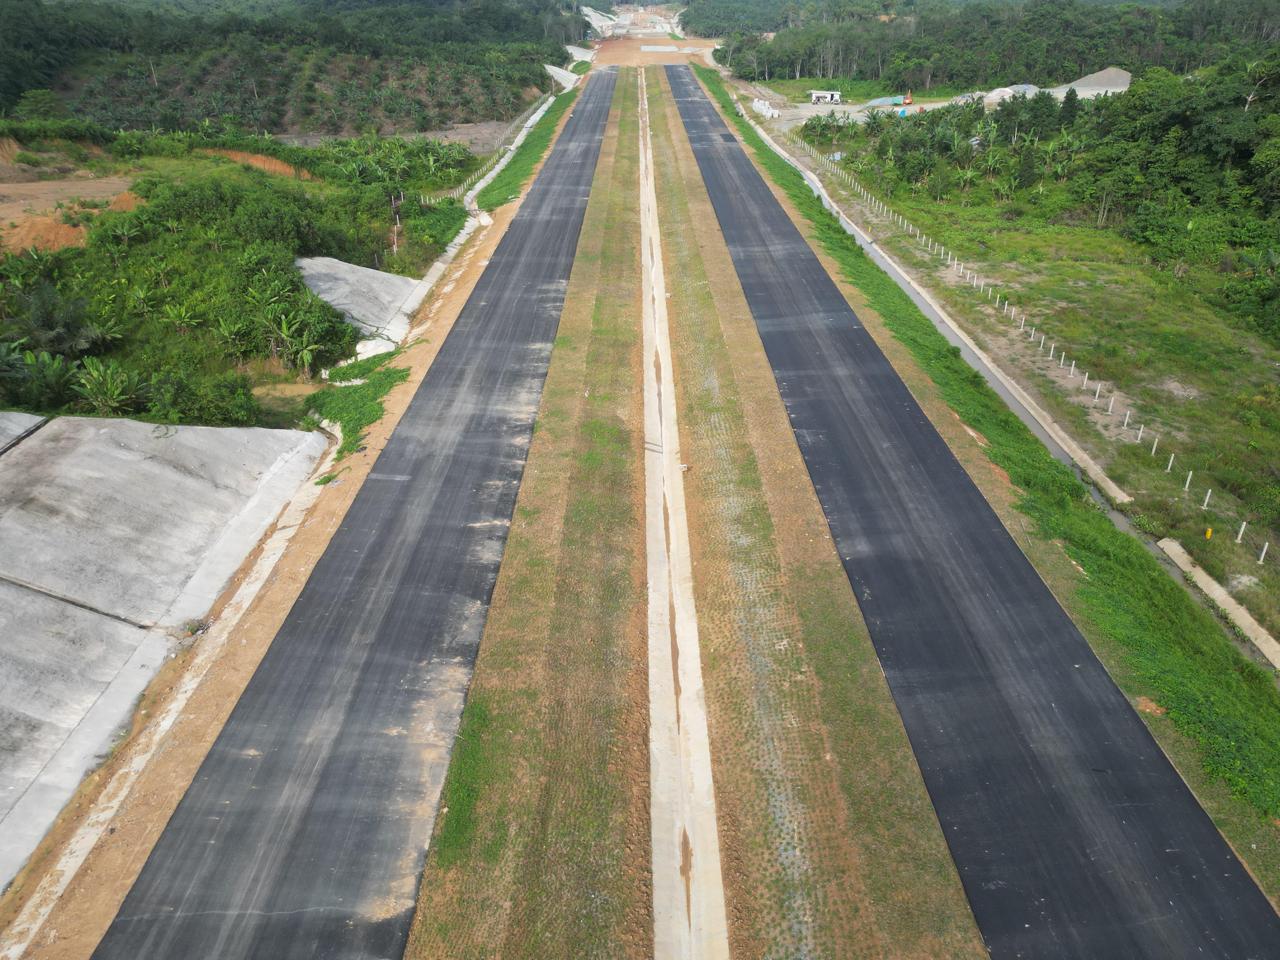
0,184,525,960
406,67,650,960
651,67,984,958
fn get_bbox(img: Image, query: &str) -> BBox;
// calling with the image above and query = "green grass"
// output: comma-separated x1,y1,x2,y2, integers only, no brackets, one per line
571,60,591,75
476,89,579,211
306,350,409,457
695,62,1280,840
433,693,499,868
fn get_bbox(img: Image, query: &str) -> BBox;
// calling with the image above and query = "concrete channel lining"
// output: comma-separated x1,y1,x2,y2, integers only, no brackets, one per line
0,411,44,454
0,417,326,627
0,416,326,890
297,255,427,351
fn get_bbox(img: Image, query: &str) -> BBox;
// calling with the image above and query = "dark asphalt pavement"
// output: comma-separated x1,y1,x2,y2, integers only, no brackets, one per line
666,64,1280,960
91,69,618,960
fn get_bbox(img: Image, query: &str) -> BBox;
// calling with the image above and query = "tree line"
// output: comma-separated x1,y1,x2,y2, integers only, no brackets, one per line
704,0,1278,91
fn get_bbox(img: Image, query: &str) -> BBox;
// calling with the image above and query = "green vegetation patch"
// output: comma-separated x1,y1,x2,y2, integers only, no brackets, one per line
1,0,585,135
1,173,363,424
476,90,579,212
694,63,1280,824
306,350,408,458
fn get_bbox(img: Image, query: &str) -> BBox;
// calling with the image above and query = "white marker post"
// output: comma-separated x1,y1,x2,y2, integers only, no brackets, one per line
1166,452,1174,472
1261,542,1270,565
1184,470,1193,492
1123,410,1131,429
1107,396,1115,415
1236,521,1246,543
1094,382,1102,403
1202,489,1212,510
1136,424,1144,442
1150,435,1158,456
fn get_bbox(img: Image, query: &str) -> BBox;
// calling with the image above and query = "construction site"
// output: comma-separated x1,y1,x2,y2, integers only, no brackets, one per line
2,5,1279,960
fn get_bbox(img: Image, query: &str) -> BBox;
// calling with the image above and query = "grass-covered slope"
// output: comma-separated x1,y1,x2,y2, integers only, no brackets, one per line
476,89,578,211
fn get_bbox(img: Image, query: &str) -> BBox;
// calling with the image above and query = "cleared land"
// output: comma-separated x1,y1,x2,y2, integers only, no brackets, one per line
407,66,650,960
648,66,984,958
668,63,1280,958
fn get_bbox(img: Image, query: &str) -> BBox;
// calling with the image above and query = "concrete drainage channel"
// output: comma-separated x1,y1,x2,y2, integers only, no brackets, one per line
638,71,730,960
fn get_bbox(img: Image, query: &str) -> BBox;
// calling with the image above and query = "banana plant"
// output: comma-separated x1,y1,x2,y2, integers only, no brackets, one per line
72,356,147,416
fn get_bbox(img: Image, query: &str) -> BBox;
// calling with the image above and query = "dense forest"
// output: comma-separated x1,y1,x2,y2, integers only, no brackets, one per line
800,56,1280,341
701,0,1278,91
0,0,588,132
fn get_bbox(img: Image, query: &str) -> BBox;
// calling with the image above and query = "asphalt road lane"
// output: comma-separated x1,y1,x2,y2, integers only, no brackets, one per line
91,69,618,960
665,64,1280,959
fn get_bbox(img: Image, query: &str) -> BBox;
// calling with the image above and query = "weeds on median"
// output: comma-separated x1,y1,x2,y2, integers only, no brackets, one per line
693,63,1280,838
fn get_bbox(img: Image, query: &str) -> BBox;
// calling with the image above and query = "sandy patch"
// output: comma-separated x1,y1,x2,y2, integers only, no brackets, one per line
1,216,85,252
1136,696,1167,716
199,149,314,180
0,178,132,251
595,36,718,67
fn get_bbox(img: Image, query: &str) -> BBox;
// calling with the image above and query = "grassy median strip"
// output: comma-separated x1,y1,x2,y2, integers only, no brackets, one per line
654,69,984,956
476,89,580,211
407,69,649,959
694,63,1280,896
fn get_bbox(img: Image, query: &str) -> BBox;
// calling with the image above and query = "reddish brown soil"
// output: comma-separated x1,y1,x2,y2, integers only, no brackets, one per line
200,149,315,180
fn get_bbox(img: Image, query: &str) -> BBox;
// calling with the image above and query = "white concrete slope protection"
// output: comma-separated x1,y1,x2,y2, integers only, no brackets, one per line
638,72,730,960
0,416,325,891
